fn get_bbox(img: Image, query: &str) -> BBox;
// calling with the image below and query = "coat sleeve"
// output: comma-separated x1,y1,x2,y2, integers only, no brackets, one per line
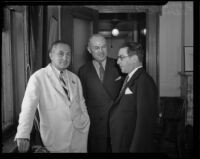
15,74,40,140
129,76,158,152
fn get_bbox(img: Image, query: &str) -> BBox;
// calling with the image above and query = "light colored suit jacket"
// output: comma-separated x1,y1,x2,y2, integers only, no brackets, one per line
15,64,90,152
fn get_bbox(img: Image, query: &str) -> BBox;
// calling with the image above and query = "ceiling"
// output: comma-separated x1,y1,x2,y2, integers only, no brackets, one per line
85,5,162,37
98,13,146,38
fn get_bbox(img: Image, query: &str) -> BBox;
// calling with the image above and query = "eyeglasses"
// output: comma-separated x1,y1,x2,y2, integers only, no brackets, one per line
117,55,129,61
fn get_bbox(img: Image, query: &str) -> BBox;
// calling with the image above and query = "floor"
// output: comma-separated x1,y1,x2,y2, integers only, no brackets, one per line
2,122,194,157
154,122,193,159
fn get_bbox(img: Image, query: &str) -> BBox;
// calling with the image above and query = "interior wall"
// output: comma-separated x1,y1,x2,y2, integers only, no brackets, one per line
106,38,126,59
159,2,183,96
184,2,193,46
159,1,193,97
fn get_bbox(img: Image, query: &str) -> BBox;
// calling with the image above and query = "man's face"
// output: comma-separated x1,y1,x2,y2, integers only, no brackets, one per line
49,43,71,71
117,47,135,74
88,36,107,62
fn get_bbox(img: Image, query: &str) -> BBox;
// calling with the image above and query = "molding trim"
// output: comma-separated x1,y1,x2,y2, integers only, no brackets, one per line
84,5,162,14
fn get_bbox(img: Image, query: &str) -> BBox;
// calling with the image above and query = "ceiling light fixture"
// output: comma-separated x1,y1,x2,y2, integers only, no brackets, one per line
111,28,119,36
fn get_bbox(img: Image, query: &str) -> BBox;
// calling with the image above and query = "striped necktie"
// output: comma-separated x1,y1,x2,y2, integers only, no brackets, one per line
59,71,70,100
120,75,129,95
99,62,104,82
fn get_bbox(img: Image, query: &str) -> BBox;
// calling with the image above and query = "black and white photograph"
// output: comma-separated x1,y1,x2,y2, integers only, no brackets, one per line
1,1,197,159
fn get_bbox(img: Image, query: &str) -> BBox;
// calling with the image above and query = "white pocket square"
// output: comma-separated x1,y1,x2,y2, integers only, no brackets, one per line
115,76,122,81
125,87,133,94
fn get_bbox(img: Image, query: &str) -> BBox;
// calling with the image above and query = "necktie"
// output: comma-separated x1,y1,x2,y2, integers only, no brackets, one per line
59,71,70,100
120,75,129,95
99,62,104,82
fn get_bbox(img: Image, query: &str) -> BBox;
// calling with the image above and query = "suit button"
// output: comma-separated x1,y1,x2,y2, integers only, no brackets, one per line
99,117,103,120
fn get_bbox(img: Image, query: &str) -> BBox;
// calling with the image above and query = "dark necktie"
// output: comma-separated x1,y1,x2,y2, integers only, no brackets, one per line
120,75,129,95
59,71,70,100
99,62,104,82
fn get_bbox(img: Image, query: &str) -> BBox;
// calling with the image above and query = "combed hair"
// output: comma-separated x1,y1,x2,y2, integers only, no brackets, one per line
49,40,68,54
120,42,144,62
88,34,106,46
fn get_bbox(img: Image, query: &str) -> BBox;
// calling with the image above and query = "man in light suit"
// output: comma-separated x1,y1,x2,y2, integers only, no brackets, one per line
15,41,90,153
108,42,158,152
78,34,123,152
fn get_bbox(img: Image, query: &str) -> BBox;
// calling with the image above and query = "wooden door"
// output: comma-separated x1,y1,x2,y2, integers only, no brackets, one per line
60,6,98,74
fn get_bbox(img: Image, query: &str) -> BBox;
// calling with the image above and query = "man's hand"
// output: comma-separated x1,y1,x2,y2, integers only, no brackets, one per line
70,99,82,120
16,138,30,153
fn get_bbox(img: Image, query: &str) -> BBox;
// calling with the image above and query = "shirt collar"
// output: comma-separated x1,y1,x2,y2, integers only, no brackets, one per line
92,58,107,69
51,63,67,79
127,66,143,82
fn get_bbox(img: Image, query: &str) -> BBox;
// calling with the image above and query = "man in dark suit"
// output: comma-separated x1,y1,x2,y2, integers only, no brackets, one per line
108,42,158,153
78,34,123,152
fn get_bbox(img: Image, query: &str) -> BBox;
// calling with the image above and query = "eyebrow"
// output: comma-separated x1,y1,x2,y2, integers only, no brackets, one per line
57,50,71,55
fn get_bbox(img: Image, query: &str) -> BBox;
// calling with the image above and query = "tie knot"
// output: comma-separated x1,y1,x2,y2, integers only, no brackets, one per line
59,71,66,85
60,71,65,78
99,62,103,68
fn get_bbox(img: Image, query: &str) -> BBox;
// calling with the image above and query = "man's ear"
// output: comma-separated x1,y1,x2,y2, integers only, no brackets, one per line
87,46,92,54
131,54,138,63
49,52,52,60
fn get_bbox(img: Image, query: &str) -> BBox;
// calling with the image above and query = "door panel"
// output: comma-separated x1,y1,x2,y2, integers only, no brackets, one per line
73,18,92,74
61,6,98,74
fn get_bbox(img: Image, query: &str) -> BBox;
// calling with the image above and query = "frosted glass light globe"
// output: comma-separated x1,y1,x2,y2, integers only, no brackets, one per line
112,28,119,36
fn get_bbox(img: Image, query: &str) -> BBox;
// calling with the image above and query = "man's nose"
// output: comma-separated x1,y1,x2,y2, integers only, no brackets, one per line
99,47,103,52
63,54,70,60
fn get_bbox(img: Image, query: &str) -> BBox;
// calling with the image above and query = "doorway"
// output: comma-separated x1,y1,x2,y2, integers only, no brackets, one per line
61,6,159,85
98,13,146,69
60,6,98,74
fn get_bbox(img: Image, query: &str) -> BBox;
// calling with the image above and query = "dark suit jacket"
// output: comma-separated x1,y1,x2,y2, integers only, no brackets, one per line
109,67,158,153
78,57,123,152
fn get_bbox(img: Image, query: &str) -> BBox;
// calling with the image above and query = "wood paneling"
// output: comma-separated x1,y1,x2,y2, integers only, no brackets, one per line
11,9,26,120
146,11,159,85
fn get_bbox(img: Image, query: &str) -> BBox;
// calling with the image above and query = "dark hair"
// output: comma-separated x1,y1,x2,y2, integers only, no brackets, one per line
48,40,69,54
120,42,143,62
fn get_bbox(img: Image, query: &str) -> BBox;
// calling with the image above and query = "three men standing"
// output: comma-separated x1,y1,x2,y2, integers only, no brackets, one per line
15,35,158,153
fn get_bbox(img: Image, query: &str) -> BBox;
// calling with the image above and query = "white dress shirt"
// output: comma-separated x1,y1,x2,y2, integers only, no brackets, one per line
127,66,143,82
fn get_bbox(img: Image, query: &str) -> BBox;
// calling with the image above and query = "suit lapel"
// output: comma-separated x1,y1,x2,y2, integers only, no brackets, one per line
114,68,144,104
103,58,110,80
46,64,69,98
66,71,77,101
89,59,114,99
90,61,101,81
101,58,114,99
